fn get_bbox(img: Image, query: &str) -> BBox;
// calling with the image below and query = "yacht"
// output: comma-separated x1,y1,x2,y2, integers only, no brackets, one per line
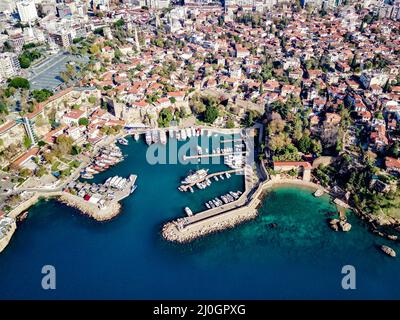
180,129,187,140
168,128,174,139
152,130,159,144
184,207,193,216
186,128,192,138
159,130,167,145
181,169,209,184
117,137,128,145
145,131,152,145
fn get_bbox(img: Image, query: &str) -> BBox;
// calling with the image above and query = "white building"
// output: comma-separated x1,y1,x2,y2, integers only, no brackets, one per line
17,0,38,23
0,53,21,80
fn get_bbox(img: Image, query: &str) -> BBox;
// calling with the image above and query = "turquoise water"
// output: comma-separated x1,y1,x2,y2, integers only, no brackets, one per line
0,136,400,299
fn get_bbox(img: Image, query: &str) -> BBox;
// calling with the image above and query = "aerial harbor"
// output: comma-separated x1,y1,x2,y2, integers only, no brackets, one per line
0,0,399,301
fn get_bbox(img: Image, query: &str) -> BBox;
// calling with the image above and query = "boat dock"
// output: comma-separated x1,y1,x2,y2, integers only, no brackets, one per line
183,151,248,161
179,168,243,191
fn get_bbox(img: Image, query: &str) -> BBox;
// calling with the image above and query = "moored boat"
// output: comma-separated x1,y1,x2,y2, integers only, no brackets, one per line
381,245,396,257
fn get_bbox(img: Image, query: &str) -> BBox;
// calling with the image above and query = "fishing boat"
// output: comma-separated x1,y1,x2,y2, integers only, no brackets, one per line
145,131,152,145
134,133,140,141
17,211,28,222
159,130,167,145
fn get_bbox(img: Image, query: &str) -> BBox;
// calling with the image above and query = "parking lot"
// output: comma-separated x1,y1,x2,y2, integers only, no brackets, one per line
28,52,88,90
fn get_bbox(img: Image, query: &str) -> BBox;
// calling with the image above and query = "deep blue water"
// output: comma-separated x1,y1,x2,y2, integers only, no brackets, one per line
0,135,400,299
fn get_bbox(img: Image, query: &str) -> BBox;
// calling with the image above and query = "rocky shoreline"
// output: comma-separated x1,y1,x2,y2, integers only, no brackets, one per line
162,209,258,243
58,194,122,222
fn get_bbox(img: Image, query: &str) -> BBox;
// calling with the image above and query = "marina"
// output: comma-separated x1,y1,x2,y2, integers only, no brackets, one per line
178,168,243,192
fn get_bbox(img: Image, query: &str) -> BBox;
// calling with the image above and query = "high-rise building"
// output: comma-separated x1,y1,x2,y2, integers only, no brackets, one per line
50,31,72,48
17,0,39,23
0,53,21,80
145,0,170,9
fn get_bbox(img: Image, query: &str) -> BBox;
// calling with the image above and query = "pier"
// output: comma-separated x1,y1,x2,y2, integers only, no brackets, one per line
183,151,248,161
179,168,244,191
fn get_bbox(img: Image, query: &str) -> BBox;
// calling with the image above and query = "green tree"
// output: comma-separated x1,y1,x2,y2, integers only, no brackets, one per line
8,77,30,89
32,89,53,102
226,119,235,129
204,105,219,124
78,117,89,126
23,135,32,149
157,108,173,127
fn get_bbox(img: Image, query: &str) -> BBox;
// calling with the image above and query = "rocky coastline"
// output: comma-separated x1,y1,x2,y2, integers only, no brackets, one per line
58,193,122,222
162,209,258,243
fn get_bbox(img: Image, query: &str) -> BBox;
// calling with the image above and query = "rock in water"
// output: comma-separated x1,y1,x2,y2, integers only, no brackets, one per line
340,220,352,232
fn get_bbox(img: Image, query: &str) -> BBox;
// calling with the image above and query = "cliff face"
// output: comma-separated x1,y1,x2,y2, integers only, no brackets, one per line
0,220,17,253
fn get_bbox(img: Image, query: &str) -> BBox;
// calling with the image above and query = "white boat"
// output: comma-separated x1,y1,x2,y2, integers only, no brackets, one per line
186,128,192,138
381,245,396,257
214,176,219,181
197,146,203,155
184,207,193,216
206,202,210,209
181,169,209,184
168,128,174,139
130,185,137,194
117,137,128,145
180,129,187,140
192,128,196,137
134,133,140,141
189,186,194,193
226,172,231,178
145,131,152,145
159,130,167,145
152,130,159,143
81,173,94,179
176,131,181,140
207,130,212,137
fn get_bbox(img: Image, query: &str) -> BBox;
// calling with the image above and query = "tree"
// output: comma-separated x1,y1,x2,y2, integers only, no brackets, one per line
78,117,89,126
32,89,53,102
23,135,32,149
226,119,235,129
36,166,48,177
242,110,260,127
204,104,219,124
8,77,30,89
297,135,312,153
158,108,173,127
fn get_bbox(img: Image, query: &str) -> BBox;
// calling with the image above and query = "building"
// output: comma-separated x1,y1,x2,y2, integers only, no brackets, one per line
145,0,170,9
50,31,73,48
17,0,38,23
0,53,21,80
273,161,312,181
